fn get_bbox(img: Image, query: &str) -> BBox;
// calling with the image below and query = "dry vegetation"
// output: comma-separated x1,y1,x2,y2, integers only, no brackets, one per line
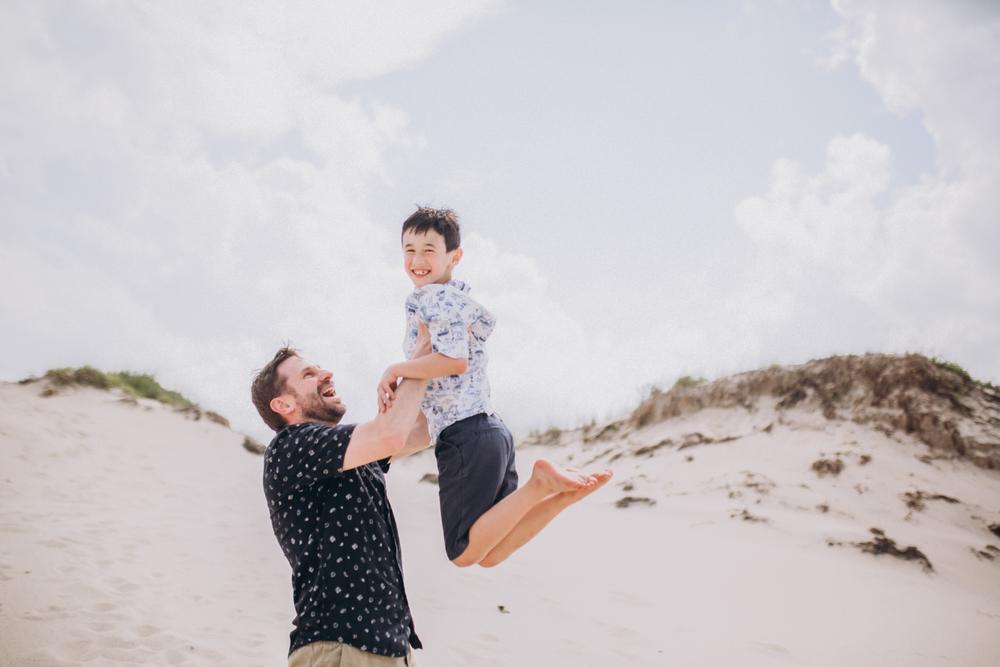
628,353,1000,470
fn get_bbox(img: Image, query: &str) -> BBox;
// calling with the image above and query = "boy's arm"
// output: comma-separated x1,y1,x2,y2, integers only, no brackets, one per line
391,411,431,461
391,352,468,380
377,352,467,413
378,314,469,412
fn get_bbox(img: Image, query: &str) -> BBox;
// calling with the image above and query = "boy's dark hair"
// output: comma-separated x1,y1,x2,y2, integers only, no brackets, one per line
251,346,300,432
401,206,461,252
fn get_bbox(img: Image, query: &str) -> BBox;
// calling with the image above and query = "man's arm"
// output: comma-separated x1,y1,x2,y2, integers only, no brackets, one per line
343,377,428,471
391,411,431,461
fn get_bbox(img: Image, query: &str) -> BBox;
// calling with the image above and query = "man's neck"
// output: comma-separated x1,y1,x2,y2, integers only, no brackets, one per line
286,417,343,428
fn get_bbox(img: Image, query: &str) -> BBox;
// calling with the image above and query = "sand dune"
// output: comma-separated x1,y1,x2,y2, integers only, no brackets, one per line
2,355,999,666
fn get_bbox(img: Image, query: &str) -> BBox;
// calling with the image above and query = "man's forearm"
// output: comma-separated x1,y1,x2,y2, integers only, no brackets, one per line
390,353,466,380
394,413,431,459
382,377,428,435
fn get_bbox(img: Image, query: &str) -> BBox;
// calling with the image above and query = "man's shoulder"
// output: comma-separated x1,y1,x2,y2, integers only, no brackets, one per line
266,422,357,453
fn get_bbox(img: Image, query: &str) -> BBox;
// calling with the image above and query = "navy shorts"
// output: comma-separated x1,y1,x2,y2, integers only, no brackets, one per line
434,412,519,561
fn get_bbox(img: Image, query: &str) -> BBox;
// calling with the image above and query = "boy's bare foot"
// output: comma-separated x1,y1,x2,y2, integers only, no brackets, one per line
563,468,613,502
529,459,594,493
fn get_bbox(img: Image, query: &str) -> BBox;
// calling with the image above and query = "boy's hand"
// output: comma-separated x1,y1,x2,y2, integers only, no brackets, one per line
381,323,432,412
377,368,398,414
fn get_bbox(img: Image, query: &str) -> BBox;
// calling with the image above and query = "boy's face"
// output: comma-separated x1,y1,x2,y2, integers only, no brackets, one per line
402,228,462,287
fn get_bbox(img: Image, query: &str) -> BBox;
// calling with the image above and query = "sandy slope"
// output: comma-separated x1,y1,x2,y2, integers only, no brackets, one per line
1,376,999,666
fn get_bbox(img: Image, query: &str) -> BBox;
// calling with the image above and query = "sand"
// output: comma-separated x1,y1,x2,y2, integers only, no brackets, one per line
1,378,999,666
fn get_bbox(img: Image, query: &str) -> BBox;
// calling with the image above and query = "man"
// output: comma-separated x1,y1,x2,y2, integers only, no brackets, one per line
251,341,431,666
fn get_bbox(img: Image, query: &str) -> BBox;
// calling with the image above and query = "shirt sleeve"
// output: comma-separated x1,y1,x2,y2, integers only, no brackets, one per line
413,285,470,360
267,423,357,491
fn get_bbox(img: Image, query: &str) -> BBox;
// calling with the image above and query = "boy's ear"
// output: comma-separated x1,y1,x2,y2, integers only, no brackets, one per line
449,247,463,268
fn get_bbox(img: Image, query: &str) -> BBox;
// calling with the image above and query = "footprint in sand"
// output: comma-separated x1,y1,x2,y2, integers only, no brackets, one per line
86,621,115,632
136,624,161,637
750,641,791,656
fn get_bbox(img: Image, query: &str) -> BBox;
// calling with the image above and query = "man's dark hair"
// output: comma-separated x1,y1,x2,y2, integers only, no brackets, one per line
251,346,300,432
401,206,461,252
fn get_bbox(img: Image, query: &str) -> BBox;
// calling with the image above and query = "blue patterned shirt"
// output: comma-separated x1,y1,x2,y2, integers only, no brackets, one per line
403,280,496,445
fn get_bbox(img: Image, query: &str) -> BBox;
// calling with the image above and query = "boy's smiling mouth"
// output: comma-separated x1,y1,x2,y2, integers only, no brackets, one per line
411,269,431,278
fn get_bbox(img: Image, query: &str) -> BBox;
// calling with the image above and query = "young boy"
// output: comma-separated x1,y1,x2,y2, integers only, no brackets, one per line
377,207,612,567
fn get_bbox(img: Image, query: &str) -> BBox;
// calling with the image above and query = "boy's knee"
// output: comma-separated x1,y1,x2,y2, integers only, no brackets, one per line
450,556,477,568
477,555,502,568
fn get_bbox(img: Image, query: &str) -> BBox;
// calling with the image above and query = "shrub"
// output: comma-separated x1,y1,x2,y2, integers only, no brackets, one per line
40,366,195,410
929,357,972,383
673,375,706,389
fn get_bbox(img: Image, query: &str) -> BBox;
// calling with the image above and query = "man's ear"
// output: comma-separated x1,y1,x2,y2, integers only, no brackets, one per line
449,247,463,269
270,394,295,419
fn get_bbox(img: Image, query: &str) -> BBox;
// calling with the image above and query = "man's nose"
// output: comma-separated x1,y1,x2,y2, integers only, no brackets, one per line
320,370,333,384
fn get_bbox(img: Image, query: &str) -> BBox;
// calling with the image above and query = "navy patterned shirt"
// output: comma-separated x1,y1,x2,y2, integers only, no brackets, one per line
262,422,421,657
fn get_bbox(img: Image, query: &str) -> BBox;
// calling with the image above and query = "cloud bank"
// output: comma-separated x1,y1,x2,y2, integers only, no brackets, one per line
1,1,997,442
730,0,1000,380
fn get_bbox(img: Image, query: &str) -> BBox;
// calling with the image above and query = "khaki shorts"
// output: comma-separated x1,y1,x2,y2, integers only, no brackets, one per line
288,641,416,667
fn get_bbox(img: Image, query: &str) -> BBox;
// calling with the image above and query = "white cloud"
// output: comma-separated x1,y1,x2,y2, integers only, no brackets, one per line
732,0,1000,379
3,0,998,447
0,1,503,440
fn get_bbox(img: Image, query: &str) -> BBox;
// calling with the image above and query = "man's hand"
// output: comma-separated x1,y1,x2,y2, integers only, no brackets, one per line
380,323,433,413
377,368,398,414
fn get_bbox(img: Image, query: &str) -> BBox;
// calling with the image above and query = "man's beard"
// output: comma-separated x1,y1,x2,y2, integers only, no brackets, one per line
295,391,347,424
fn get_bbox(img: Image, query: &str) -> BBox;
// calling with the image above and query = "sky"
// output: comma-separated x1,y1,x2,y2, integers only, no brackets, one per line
2,0,998,442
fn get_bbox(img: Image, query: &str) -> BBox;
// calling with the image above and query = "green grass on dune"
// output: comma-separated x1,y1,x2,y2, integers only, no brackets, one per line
40,366,196,409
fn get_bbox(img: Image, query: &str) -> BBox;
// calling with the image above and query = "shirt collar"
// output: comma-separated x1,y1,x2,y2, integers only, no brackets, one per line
447,279,471,293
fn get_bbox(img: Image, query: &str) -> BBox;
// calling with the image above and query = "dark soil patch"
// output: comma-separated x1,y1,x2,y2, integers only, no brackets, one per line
582,447,617,466
901,490,961,512
811,458,844,477
420,473,439,485
730,509,768,523
634,439,672,457
972,545,1000,561
587,420,624,442
839,528,934,572
615,496,656,509
989,524,1000,540
243,436,266,455
858,454,872,465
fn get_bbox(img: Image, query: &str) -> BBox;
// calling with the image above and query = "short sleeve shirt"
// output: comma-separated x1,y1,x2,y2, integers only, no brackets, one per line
404,280,496,445
262,422,421,657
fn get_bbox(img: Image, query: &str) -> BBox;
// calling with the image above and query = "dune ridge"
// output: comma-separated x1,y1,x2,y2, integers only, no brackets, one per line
2,353,999,666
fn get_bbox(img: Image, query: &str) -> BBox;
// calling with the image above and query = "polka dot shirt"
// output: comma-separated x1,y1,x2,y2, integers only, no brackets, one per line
263,422,421,657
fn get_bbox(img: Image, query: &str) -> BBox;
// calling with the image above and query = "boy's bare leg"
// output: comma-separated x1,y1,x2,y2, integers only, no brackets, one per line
478,469,613,568
451,460,594,567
